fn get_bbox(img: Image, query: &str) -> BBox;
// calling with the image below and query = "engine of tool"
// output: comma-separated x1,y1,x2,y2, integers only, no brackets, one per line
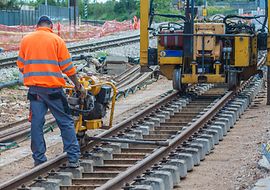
65,76,116,143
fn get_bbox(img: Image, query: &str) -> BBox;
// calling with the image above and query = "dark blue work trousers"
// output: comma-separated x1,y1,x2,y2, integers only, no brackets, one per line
28,86,80,165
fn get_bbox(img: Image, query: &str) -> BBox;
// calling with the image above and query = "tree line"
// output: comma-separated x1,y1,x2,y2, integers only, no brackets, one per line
0,0,250,21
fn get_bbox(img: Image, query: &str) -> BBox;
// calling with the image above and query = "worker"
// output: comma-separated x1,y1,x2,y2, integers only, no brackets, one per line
16,16,84,167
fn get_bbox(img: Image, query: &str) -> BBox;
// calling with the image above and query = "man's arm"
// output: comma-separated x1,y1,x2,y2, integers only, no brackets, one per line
57,39,86,96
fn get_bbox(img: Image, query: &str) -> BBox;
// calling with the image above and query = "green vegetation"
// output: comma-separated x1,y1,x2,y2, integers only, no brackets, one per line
0,0,19,9
0,0,253,21
84,0,139,21
8,85,19,90
207,6,238,15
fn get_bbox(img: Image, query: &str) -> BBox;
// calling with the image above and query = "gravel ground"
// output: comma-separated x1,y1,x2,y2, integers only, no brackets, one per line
0,67,20,83
177,88,270,190
0,86,28,127
0,76,172,184
100,38,156,57
66,30,140,48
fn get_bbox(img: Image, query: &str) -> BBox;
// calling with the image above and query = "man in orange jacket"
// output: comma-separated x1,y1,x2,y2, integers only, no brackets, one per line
17,16,83,167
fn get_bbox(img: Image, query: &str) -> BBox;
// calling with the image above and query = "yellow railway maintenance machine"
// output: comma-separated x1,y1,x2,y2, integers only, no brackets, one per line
140,0,269,92
65,76,117,144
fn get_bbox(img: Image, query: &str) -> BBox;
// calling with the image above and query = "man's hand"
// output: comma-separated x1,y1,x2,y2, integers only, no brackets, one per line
68,74,87,98
75,84,87,98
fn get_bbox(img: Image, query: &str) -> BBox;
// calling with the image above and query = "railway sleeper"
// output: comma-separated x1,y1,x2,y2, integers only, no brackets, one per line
47,171,73,186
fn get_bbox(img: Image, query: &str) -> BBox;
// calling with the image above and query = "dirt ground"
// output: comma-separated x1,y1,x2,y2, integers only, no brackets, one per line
177,89,270,190
0,86,28,127
0,77,172,184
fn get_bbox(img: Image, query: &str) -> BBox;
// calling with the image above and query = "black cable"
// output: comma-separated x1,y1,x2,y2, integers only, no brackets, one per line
255,17,269,31
261,0,268,32
223,14,265,34
223,14,265,24
149,0,155,27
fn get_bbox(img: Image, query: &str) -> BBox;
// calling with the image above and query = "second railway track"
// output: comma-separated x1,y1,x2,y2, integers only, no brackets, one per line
0,34,140,69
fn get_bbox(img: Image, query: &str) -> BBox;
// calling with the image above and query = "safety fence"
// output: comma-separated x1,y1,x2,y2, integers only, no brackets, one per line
0,20,137,52
0,5,76,26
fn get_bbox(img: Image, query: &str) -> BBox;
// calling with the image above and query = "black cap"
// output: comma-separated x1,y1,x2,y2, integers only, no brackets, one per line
37,15,52,25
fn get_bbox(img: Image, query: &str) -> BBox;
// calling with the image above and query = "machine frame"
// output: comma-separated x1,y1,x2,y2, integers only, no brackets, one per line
140,0,268,92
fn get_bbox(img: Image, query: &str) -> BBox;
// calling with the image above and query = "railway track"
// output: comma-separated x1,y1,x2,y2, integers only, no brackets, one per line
0,54,265,189
0,34,140,69
0,67,264,190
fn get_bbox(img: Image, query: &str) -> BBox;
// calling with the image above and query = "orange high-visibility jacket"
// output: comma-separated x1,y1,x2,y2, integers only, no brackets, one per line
16,27,76,88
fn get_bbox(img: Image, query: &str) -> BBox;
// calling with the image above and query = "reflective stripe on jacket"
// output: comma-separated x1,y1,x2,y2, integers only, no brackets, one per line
16,27,76,88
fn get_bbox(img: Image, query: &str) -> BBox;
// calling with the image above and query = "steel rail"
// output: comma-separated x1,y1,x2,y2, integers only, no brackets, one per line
0,91,178,190
113,65,141,85
0,117,55,143
69,37,140,54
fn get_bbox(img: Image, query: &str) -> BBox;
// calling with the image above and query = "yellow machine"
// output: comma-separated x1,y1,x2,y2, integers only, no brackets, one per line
140,0,267,90
65,76,117,142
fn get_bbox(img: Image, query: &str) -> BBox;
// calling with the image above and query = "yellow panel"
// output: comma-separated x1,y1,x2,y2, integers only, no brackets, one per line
250,36,258,66
202,8,207,17
193,23,225,60
140,0,149,66
267,36,270,66
194,23,225,34
85,119,102,130
198,34,214,51
160,65,176,80
182,74,225,83
159,57,182,65
234,37,249,67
